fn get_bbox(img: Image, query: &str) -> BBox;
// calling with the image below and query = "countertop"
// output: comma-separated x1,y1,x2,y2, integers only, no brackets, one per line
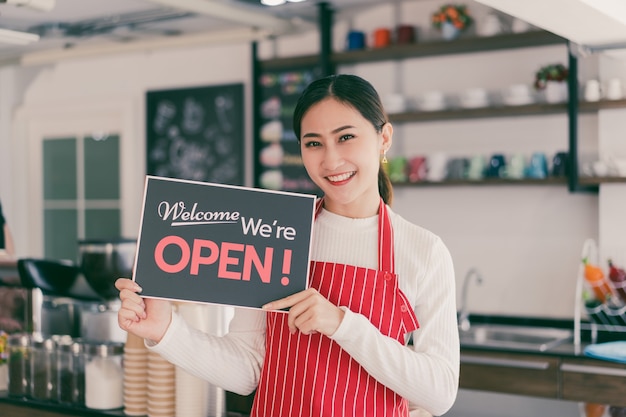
1,313,624,416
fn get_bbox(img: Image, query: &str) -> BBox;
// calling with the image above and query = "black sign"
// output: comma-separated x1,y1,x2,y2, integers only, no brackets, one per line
133,176,316,309
146,83,244,185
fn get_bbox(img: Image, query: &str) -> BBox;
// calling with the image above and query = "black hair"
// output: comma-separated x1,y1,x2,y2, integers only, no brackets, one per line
292,74,393,205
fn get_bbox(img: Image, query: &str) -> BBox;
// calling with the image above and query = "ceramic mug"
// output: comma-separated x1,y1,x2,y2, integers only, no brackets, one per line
552,151,569,177
605,78,624,100
427,152,448,182
446,158,469,180
372,28,391,48
408,156,428,182
506,153,526,179
467,155,486,180
396,24,416,44
346,30,366,50
388,156,408,182
584,79,601,102
486,153,507,178
526,152,548,179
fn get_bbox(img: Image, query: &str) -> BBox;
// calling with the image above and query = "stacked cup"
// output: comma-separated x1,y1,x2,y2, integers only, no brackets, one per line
123,333,149,416
147,351,176,417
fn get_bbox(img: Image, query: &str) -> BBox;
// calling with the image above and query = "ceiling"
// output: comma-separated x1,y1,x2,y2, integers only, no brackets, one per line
0,0,383,65
3,0,626,66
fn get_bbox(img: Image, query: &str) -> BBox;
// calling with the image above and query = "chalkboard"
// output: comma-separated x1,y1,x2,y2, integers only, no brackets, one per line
146,83,244,185
254,67,322,196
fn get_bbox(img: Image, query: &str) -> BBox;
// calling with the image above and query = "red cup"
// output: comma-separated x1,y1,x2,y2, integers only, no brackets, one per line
408,156,428,182
372,28,391,48
396,25,416,44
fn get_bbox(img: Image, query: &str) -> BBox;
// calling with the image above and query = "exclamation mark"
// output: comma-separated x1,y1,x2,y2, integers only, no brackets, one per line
281,249,292,286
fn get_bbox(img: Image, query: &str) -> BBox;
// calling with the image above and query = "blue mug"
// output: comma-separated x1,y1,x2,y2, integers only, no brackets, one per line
346,30,366,50
551,151,569,177
526,152,548,179
486,154,507,178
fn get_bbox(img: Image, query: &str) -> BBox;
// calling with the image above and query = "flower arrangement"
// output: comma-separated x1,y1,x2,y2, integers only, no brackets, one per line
0,331,7,365
431,4,473,31
534,63,568,90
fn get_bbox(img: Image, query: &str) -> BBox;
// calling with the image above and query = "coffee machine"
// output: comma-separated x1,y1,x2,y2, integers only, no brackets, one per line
16,238,136,343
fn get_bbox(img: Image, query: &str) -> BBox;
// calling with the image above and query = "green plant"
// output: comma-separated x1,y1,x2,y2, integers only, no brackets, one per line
534,63,568,90
431,4,473,31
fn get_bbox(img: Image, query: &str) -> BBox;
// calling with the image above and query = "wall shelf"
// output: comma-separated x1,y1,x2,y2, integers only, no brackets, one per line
392,178,568,187
258,31,566,71
333,31,566,64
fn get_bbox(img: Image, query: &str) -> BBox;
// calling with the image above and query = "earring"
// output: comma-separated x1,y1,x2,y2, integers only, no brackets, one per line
381,149,388,164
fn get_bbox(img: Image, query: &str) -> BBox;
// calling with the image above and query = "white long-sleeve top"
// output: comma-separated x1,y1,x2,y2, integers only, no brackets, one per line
148,206,460,416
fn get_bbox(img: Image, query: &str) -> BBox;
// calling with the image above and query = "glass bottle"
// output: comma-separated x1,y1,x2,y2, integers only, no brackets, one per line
84,341,124,409
31,337,57,401
7,334,32,398
57,338,85,405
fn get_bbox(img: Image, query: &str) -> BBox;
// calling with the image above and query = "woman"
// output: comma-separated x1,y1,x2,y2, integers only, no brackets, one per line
0,200,15,258
117,74,459,416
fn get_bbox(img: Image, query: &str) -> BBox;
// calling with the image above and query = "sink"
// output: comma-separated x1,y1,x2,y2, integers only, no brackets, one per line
459,324,573,352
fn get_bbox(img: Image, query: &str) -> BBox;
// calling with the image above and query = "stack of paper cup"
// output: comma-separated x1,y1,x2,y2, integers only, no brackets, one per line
147,351,176,417
176,302,232,417
123,333,149,416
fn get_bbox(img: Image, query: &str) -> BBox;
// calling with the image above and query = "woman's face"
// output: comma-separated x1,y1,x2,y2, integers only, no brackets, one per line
300,97,392,218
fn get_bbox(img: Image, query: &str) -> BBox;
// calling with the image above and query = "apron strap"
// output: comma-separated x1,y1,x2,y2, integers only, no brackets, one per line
314,197,395,274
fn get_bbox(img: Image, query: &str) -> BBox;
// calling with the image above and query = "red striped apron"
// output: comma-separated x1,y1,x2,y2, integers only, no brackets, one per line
250,198,420,417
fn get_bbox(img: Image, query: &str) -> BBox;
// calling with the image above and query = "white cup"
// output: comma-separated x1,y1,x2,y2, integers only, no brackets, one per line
427,152,448,181
605,78,623,100
384,93,407,113
584,79,601,102
420,91,445,111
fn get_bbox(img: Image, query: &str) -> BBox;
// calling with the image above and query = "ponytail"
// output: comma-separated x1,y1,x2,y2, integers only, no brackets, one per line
378,164,393,206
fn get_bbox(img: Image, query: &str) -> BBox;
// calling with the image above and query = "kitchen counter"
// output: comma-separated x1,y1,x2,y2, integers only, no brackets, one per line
1,314,624,415
459,314,626,407
0,393,126,417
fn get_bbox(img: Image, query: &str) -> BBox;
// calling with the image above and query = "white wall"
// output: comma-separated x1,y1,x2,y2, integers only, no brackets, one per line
1,0,617,320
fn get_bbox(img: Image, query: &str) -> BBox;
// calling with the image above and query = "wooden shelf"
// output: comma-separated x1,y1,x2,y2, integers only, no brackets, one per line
578,176,626,185
579,98,626,113
258,31,566,71
388,102,567,122
333,31,566,65
392,177,568,187
387,99,626,123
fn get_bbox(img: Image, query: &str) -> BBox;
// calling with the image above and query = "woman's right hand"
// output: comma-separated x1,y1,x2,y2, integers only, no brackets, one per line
115,278,172,343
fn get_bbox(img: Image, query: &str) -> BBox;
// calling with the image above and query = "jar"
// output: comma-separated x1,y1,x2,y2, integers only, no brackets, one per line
31,337,57,401
84,341,124,409
57,339,85,405
7,334,32,398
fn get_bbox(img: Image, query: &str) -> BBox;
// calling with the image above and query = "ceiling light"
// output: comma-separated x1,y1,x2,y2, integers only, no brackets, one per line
261,0,286,5
0,28,40,44
0,0,56,12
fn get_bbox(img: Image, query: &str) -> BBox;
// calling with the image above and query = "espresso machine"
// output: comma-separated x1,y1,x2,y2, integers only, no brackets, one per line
16,238,136,343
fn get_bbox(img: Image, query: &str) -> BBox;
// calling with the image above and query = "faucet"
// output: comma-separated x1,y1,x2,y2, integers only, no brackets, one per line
458,268,483,332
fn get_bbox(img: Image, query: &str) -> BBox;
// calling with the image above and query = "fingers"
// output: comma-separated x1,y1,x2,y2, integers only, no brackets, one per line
262,288,314,311
115,277,142,293
264,289,343,336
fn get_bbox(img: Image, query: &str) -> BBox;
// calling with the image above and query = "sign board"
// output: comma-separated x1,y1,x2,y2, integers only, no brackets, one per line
133,176,316,309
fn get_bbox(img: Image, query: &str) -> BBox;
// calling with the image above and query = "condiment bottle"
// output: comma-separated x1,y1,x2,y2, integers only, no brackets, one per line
31,337,57,401
7,334,32,398
84,341,124,409
583,257,613,303
57,338,85,405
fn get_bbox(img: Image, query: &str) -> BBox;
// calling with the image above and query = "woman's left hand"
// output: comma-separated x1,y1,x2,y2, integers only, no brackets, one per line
263,288,344,336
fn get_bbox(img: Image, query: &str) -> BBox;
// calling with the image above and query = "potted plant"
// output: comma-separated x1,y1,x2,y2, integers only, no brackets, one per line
431,4,473,40
534,63,569,103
